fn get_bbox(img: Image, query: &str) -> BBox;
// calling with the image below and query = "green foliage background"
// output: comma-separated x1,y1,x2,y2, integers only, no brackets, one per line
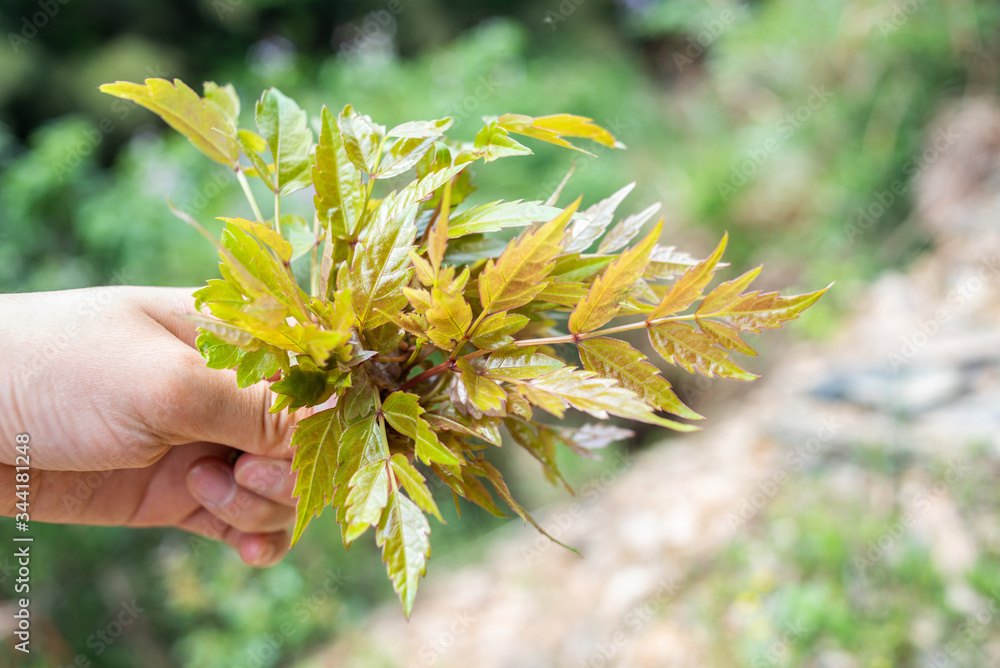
1,0,998,665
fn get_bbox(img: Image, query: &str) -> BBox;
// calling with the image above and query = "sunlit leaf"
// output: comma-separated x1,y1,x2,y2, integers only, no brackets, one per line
255,88,314,194
99,78,238,167
648,321,757,381
290,407,342,544
377,490,431,618
563,182,635,254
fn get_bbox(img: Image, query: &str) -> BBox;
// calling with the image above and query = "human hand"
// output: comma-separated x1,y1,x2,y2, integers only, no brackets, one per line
0,286,306,566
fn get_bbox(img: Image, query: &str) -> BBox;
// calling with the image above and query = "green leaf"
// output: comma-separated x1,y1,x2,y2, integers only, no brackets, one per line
648,321,757,381
196,331,245,370
516,366,697,431
290,407,342,544
578,337,702,419
698,319,757,356
235,346,280,388
255,87,314,194
470,312,530,350
99,78,238,167
269,363,340,408
389,454,443,522
376,490,431,617
344,459,390,545
314,106,364,236
220,216,293,261
382,392,462,467
649,234,727,319
478,199,578,314
563,182,635,254
552,254,613,282
338,104,386,174
280,214,318,262
484,346,564,382
443,234,509,265
569,221,661,333
376,136,438,180
448,200,566,238
472,121,532,162
348,204,417,329
203,81,240,126
454,359,507,417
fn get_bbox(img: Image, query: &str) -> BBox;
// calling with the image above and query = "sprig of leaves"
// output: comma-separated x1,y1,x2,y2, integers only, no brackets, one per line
102,78,830,616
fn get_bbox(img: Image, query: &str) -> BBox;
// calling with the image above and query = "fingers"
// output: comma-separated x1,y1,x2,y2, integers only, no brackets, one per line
136,286,202,349
186,457,295,534
178,507,290,568
234,455,297,507
136,345,298,458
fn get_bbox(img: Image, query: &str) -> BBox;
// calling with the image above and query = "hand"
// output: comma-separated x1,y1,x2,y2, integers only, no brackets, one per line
0,286,305,566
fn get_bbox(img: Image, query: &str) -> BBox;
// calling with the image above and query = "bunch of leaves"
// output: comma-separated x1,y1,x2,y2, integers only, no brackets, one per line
100,78,829,616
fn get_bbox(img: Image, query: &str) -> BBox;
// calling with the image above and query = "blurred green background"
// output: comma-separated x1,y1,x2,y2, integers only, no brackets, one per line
1,0,999,665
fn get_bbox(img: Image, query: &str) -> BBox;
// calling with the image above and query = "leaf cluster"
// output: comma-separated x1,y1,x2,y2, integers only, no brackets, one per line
101,78,829,616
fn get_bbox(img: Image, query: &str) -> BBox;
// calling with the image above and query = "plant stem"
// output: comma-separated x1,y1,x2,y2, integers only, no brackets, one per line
274,190,281,236
236,168,267,225
398,313,700,391
310,214,322,297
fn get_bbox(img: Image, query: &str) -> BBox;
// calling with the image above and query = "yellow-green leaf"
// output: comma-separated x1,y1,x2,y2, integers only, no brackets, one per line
648,321,757,381
382,391,461,467
454,359,507,417
484,346,564,382
349,204,417,328
478,199,579,314
289,407,342,544
578,337,702,419
649,234,727,319
569,220,661,334
376,490,431,617
469,312,530,350
448,200,566,238
389,454,443,522
314,106,364,236
344,459,391,545
100,78,237,167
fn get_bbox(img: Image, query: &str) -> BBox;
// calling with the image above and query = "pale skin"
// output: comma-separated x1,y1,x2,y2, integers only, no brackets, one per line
0,286,308,567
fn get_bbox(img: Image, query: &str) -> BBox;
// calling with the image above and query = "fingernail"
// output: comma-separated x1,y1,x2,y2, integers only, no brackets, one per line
240,461,284,497
189,461,237,508
253,538,276,566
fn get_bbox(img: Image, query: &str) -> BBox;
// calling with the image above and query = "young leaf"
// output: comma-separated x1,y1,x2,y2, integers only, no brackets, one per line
698,319,757,356
648,321,757,381
256,88,314,194
389,454,444,522
478,199,579,314
382,392,462,467
578,337,702,419
314,106,364,236
427,179,452,274
698,285,832,332
289,407,342,544
448,200,566,238
497,113,621,155
563,182,635,254
235,346,280,388
597,202,663,255
516,367,697,431
484,346,565,382
472,121,532,162
645,245,708,281
649,234,727,319
338,105,386,174
196,331,244,370
344,459,391,545
470,312,530,350
387,117,453,139
569,220,661,334
454,359,507,417
377,490,432,617
99,78,238,167
348,204,417,329
203,81,240,126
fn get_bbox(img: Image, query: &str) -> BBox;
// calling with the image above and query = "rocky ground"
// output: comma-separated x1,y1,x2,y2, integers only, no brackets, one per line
303,98,1000,668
